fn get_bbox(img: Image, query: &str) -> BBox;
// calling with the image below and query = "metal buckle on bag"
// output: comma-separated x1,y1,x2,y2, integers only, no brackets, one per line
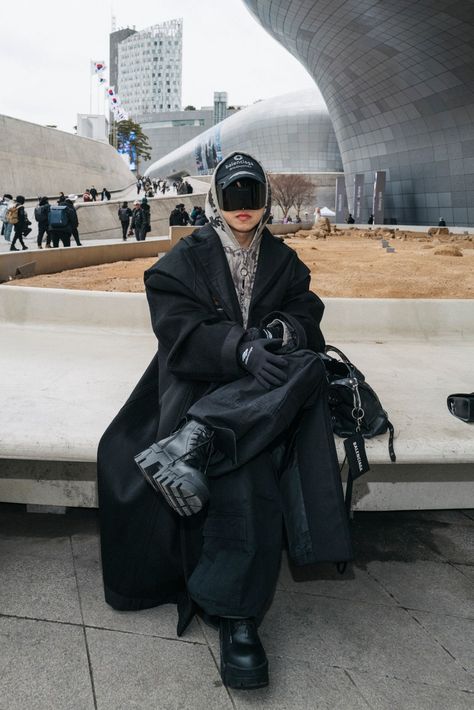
348,377,365,432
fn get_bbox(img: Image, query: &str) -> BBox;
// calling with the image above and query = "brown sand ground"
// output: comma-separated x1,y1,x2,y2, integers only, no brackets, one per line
5,228,474,298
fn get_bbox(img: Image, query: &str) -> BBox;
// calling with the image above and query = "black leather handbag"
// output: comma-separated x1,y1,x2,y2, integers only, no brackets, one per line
320,345,396,572
320,345,396,512
321,345,395,456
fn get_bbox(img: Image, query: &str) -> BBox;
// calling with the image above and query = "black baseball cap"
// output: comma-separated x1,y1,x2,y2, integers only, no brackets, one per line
215,153,266,190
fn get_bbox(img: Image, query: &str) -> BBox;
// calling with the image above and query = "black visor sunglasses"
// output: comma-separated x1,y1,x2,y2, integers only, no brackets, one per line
217,179,266,211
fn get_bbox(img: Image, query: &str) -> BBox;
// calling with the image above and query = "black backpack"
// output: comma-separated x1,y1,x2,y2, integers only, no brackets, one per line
118,207,130,221
35,204,49,223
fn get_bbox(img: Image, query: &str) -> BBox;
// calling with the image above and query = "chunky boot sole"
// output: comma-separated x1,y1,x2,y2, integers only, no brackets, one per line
134,443,209,517
220,659,269,690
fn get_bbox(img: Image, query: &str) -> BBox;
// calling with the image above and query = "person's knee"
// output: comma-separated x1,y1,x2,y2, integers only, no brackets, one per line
287,349,325,384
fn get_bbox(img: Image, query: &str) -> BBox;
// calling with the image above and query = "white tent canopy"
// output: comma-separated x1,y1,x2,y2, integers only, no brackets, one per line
320,206,336,216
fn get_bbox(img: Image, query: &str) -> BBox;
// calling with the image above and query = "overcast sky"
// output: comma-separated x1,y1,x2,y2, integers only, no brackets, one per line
1,0,316,133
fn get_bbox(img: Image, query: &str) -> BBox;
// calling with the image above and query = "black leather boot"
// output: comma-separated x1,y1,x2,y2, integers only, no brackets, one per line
219,617,269,689
134,420,213,517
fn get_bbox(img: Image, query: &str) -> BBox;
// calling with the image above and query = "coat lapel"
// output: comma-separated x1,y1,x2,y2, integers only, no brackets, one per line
250,229,294,313
191,227,243,324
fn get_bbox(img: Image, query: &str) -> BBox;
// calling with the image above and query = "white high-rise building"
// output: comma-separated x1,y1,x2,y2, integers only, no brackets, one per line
118,19,182,117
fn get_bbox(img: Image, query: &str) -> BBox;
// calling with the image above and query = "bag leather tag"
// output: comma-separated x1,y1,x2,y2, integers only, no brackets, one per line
344,433,370,480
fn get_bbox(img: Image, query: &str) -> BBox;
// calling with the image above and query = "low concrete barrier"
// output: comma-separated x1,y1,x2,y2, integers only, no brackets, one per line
0,286,473,509
0,237,171,283
1,286,473,342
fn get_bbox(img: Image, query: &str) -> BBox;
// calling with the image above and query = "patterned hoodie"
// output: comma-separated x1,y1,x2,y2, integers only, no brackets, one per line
205,152,272,328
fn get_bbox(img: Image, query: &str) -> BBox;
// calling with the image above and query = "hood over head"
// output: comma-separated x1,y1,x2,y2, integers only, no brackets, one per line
205,151,271,249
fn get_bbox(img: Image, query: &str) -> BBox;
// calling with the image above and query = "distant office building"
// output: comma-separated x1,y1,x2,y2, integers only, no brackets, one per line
77,114,109,143
137,108,215,166
213,92,228,125
117,19,183,117
109,27,137,95
137,96,240,166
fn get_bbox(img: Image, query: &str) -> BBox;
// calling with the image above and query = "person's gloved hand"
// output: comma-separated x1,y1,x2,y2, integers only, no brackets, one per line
238,338,288,389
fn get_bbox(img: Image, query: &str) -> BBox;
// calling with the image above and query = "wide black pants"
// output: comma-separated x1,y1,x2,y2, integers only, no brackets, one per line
186,350,326,619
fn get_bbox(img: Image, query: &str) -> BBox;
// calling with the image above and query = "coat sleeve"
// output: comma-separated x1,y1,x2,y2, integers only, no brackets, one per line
144,259,245,383
261,253,326,353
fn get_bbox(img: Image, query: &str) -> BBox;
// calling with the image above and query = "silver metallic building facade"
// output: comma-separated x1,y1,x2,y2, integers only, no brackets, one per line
145,88,343,178
244,0,474,226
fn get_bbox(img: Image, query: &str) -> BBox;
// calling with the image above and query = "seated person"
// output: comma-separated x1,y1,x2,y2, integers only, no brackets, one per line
98,151,352,691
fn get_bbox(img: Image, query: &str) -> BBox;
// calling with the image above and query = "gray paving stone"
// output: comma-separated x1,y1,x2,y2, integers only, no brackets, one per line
72,539,206,644
278,551,397,607
411,611,474,674
0,553,82,624
396,510,474,526
0,616,94,710
367,560,474,617
86,626,232,710
350,512,445,563
71,532,100,562
425,524,474,565
0,533,73,561
455,564,474,583
229,656,371,709
349,670,474,710
258,590,473,691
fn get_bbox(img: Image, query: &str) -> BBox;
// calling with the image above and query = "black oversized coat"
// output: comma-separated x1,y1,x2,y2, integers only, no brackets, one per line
97,225,352,612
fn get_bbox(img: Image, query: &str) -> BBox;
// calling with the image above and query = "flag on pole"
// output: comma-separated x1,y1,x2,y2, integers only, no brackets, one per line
92,60,107,74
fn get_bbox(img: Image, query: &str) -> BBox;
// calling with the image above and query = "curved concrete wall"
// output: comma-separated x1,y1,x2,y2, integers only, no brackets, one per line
145,89,343,178
0,114,135,198
244,0,474,226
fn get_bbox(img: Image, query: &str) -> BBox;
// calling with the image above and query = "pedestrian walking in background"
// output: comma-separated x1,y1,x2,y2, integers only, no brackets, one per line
66,196,82,246
118,201,133,240
140,198,151,240
8,195,28,251
179,203,190,225
58,192,66,204
136,179,142,195
439,217,446,227
48,199,76,248
101,187,111,201
0,193,14,242
34,196,51,249
83,189,92,202
194,208,209,226
346,213,355,224
190,205,200,225
169,204,183,226
90,186,98,201
131,199,150,241
368,213,374,225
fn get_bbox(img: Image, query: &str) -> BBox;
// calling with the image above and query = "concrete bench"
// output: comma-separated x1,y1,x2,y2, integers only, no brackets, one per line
0,285,473,511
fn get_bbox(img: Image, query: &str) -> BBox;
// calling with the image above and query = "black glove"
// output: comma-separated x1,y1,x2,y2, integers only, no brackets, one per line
238,338,288,389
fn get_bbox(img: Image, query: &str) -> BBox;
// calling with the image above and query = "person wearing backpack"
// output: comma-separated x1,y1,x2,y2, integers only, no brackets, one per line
118,201,132,240
48,200,76,248
35,197,51,249
0,193,14,243
9,195,28,251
